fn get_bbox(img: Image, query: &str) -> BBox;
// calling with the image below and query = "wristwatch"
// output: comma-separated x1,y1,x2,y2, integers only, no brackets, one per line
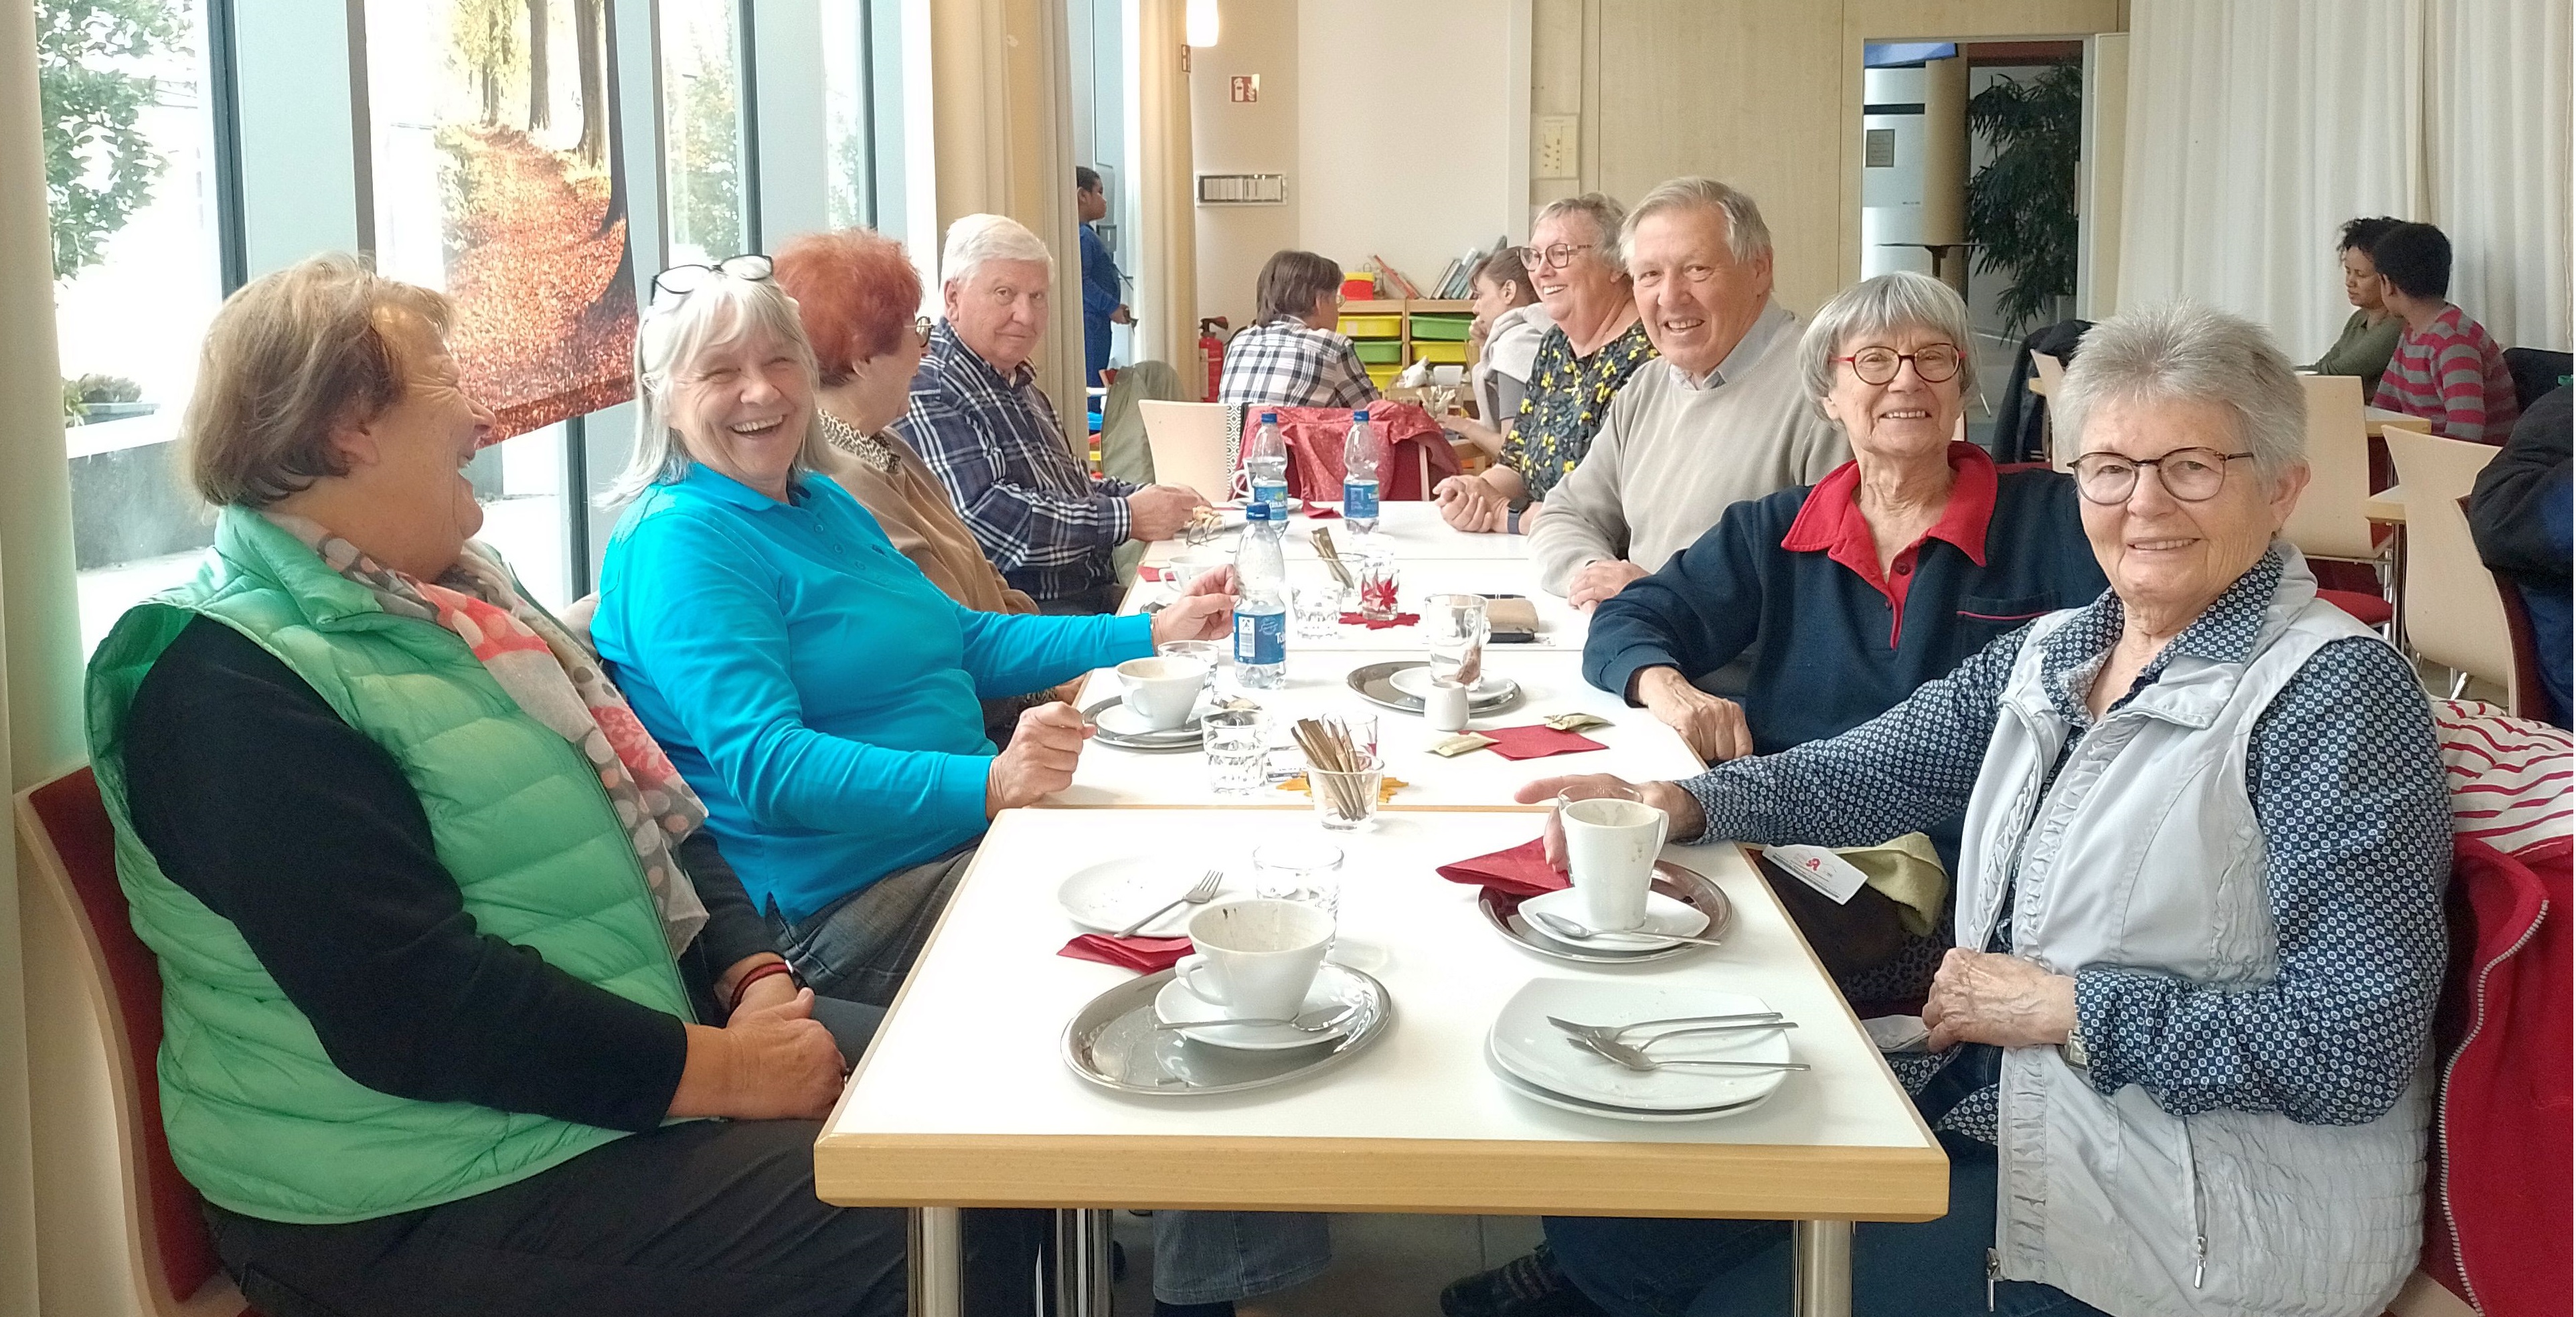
2061,1021,2092,1070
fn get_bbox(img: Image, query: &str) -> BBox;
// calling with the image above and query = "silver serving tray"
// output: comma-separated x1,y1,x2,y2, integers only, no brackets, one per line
1080,696,1204,753
1344,661,1523,717
1477,861,1732,966
1061,966,1394,1096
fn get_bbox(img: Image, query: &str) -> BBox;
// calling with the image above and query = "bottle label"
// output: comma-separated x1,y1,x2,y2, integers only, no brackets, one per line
1233,609,1286,667
1251,478,1289,513
1342,479,1379,521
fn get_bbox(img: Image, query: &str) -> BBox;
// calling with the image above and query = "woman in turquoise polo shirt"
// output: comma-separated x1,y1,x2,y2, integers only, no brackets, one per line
594,256,1234,1006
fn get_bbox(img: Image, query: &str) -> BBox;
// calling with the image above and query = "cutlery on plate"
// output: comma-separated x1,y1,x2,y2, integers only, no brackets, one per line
1545,1011,1782,1039
1567,1035,1809,1073
1153,1004,1360,1035
1524,909,1730,949
1114,869,1224,938
1544,1015,1795,1048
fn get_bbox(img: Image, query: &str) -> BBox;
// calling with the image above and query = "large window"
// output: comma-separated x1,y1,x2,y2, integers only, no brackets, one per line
661,0,744,263
46,0,228,650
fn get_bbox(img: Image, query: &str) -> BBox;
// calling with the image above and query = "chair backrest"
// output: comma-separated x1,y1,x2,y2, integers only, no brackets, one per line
2285,373,2383,562
2501,347,2572,415
2030,350,2068,470
15,768,247,1317
1137,400,1235,503
2385,422,2514,692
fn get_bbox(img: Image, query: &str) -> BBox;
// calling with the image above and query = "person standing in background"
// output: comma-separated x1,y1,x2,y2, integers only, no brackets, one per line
1076,167,1129,388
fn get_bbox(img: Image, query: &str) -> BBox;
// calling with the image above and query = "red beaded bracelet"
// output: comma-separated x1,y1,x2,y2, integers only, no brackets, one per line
728,960,798,1013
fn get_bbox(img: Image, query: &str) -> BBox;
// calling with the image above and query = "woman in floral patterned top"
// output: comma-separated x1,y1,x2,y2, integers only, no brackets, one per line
1433,193,1656,534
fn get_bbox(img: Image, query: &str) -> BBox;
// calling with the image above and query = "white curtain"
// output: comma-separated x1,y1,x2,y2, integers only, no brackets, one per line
2120,0,2572,357
1121,0,1198,372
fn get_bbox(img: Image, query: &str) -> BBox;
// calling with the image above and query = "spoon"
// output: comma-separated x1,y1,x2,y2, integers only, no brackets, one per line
1526,908,1728,949
1567,1035,1808,1073
1154,1004,1359,1035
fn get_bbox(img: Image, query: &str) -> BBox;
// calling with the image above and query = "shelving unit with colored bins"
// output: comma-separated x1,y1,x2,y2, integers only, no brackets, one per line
1338,298,1474,391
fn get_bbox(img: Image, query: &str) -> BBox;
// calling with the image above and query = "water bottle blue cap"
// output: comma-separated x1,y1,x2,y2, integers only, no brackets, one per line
1353,410,1368,420
1261,411,1278,423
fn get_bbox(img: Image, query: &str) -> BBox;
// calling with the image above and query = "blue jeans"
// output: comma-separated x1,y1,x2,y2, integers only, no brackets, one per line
1151,1209,1333,1304
1546,1137,2111,1317
767,845,979,1006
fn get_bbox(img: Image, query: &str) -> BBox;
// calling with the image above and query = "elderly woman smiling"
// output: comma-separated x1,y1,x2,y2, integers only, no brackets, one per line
1434,193,1655,533
1504,302,2449,1317
593,259,1232,1007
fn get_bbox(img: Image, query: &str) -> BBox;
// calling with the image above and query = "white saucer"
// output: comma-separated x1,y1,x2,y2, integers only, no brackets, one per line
1093,701,1207,741
1387,667,1516,703
1487,978,1794,1112
1056,858,1230,938
1483,1034,1769,1123
1516,888,1710,952
1153,964,1368,1051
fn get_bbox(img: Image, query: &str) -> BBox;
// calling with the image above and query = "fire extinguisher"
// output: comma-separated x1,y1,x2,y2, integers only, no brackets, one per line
1198,317,1230,402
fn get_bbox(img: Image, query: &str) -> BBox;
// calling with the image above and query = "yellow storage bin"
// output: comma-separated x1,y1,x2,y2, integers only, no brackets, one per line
1364,363,1401,388
1340,315,1403,338
1412,340,1471,364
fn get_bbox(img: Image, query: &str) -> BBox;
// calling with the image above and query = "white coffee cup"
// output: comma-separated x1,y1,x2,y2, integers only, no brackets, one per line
1558,794,1669,931
1174,899,1334,1021
1117,656,1210,731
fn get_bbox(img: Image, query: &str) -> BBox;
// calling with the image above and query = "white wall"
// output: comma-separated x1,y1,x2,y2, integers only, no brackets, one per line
1189,0,1301,333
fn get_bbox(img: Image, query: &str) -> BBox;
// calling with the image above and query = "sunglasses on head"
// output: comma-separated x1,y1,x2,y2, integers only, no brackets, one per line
651,254,775,306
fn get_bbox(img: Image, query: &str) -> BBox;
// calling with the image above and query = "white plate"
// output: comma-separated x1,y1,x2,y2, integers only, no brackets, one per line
1056,858,1230,938
1516,889,1710,952
1488,978,1794,1112
1153,963,1370,1051
1386,667,1516,702
1483,1034,1770,1123
1093,701,1206,741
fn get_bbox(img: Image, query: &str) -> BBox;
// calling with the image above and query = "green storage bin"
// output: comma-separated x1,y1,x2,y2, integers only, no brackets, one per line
1353,339,1404,364
1409,313,1475,341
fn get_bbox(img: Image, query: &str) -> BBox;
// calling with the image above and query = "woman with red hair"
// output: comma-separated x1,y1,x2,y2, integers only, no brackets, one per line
773,228,1039,616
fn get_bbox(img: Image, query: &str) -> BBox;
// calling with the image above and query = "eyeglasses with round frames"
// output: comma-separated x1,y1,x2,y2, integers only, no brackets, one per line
1517,242,1594,271
914,315,935,347
2070,448,2257,504
1836,344,1961,385
651,253,774,306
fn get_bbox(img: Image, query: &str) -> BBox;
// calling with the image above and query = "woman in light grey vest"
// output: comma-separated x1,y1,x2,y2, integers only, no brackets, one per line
1476,302,2448,1317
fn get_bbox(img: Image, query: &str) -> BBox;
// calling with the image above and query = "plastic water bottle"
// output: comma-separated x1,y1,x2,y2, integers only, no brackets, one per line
1232,499,1289,689
1341,408,1380,534
1246,411,1290,520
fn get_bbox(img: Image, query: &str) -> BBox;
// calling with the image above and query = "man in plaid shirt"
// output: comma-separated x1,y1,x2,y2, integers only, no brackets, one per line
900,215,1206,613
1216,249,1382,410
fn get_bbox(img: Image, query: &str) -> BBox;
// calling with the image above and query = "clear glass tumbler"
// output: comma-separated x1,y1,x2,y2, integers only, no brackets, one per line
1252,838,1346,918
1305,752,1384,832
1423,592,1490,687
1202,709,1268,795
1356,550,1401,622
1292,582,1344,639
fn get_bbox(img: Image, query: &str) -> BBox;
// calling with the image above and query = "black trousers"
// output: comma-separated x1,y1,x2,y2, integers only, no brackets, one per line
208,1118,1041,1317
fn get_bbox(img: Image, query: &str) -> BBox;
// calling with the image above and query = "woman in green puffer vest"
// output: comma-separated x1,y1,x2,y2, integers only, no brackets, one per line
87,254,1020,1316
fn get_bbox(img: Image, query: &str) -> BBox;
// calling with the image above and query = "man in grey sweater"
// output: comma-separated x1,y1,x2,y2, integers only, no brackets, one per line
1533,178,1850,606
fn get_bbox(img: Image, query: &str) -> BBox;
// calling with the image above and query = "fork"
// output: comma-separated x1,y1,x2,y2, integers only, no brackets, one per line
1115,869,1224,938
1568,1035,1809,1073
1545,1014,1794,1049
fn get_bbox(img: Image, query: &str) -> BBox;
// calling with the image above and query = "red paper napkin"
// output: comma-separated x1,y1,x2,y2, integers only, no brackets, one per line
1434,837,1567,899
1306,505,1342,519
1138,564,1180,584
1058,934,1192,974
1480,723,1609,760
1338,611,1422,630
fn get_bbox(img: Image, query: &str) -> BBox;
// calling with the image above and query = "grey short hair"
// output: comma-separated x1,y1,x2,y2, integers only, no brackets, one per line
2054,301,2306,480
1620,177,1771,267
1798,271,1979,404
607,273,834,506
1531,193,1627,272
940,213,1054,290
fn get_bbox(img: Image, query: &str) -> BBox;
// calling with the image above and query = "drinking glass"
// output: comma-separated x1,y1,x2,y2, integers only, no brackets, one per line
1306,752,1384,833
1252,838,1346,919
1356,550,1401,623
1423,593,1490,687
1158,638,1229,696
1202,709,1267,795
1292,583,1345,638
1332,712,1378,760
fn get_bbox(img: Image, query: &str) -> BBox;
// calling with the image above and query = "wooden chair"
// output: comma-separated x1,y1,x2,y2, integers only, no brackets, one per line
16,766,250,1317
2384,424,2512,700
1136,400,1235,503
2028,350,2068,470
2290,374,2398,628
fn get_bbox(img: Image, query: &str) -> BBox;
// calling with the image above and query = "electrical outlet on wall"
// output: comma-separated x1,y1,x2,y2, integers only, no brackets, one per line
1536,115,1579,179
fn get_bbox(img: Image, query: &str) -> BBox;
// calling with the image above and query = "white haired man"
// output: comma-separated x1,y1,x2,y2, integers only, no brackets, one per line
1530,178,1850,612
898,213,1206,613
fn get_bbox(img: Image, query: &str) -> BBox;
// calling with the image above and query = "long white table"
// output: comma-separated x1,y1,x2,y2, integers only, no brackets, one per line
817,809,1947,1316
1143,501,1533,565
1057,648,1703,809
1125,557,1589,652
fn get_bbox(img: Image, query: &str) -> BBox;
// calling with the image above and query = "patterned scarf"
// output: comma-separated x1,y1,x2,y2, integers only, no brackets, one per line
264,513,710,956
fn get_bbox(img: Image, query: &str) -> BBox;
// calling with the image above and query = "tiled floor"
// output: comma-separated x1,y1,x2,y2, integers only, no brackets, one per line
1110,1212,1543,1316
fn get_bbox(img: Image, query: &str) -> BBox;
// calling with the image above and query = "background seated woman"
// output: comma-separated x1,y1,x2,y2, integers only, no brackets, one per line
1459,302,2448,1317
1443,245,1552,460
592,262,1231,1008
1216,248,1380,411
91,254,933,1317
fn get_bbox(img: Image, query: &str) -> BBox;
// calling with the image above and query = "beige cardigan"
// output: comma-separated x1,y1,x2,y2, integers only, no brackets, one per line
819,415,1038,616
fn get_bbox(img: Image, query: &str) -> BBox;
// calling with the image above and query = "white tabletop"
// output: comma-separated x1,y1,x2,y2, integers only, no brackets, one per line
1125,559,1587,652
1056,648,1702,809
1145,502,1532,565
817,808,1945,1221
